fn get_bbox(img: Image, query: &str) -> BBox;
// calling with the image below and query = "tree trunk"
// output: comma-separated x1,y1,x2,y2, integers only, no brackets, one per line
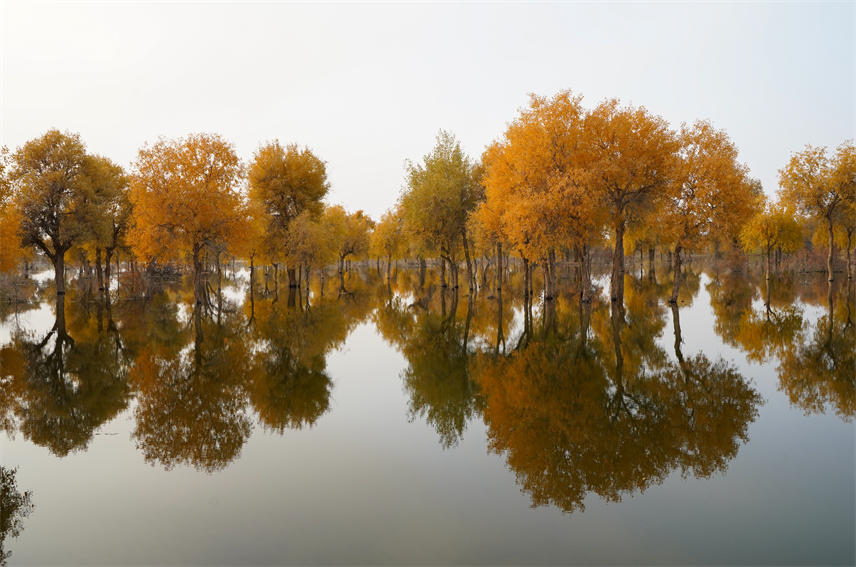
827,217,835,282
287,267,297,288
669,245,682,304
523,257,530,298
648,246,655,277
496,242,503,291
54,250,66,295
766,245,772,281
545,250,556,300
612,220,626,303
192,245,203,303
418,256,426,288
440,257,447,287
95,247,104,291
386,254,391,281
105,248,113,292
462,228,473,291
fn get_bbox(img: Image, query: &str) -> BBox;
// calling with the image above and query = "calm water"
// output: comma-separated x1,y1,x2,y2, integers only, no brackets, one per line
0,263,853,565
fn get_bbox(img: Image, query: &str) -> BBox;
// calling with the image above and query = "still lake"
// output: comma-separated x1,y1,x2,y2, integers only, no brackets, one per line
0,263,853,565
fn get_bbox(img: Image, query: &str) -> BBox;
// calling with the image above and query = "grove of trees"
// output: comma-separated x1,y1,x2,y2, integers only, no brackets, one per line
1,90,854,303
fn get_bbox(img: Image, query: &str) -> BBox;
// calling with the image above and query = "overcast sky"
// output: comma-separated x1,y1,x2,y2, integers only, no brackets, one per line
1,1,854,219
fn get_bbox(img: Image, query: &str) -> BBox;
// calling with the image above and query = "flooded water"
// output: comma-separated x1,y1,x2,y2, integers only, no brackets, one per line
0,263,853,565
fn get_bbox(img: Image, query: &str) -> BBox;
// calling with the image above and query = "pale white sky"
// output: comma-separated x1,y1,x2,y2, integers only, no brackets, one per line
1,1,854,219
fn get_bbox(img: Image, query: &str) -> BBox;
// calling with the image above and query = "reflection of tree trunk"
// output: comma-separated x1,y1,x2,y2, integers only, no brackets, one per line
288,286,296,308
764,277,772,315
418,256,426,288
669,245,682,304
495,288,505,354
386,254,391,281
544,293,556,335
671,302,684,367
827,280,834,346
611,301,624,383
440,257,447,288
463,295,473,351
578,298,591,350
288,267,297,288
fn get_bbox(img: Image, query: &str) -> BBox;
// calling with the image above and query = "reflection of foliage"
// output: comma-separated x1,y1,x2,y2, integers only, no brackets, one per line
473,295,761,513
132,308,252,473
3,297,129,456
779,288,856,420
247,301,346,433
375,290,480,448
0,466,34,566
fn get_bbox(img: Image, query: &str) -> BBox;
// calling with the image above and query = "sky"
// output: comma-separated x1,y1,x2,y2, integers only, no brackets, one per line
1,1,854,219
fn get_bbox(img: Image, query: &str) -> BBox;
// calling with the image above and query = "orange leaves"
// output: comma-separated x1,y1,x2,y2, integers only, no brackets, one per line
129,133,245,264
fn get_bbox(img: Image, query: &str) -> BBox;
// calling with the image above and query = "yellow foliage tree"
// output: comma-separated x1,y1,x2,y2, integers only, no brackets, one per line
129,133,245,300
739,201,803,279
779,141,856,282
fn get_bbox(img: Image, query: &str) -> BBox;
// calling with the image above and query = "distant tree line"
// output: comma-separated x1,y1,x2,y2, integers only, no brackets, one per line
1,89,854,304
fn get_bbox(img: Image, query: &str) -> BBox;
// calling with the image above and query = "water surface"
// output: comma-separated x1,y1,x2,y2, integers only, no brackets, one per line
0,264,853,565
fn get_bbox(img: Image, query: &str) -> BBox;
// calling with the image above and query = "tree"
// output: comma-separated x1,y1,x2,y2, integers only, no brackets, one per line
401,131,481,290
779,141,856,282
285,209,336,292
322,205,372,293
80,155,130,291
248,142,330,287
0,147,33,274
662,121,759,302
0,467,34,565
583,100,678,304
481,91,603,300
370,208,406,281
740,202,804,280
10,130,93,295
129,133,245,300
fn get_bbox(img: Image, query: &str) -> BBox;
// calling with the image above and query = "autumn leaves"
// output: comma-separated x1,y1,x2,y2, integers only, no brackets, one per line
1,88,854,302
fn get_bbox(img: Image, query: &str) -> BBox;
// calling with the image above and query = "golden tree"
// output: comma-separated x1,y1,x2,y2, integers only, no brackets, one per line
582,100,678,303
662,120,759,302
740,202,804,280
128,133,245,300
481,91,604,300
10,130,94,294
370,208,406,281
248,142,329,287
401,131,481,290
779,141,856,282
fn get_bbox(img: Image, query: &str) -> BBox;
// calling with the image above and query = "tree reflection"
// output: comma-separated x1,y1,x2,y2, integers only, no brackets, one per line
778,281,856,420
1,294,129,456
474,291,761,513
375,287,480,448
0,466,34,566
131,304,252,472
